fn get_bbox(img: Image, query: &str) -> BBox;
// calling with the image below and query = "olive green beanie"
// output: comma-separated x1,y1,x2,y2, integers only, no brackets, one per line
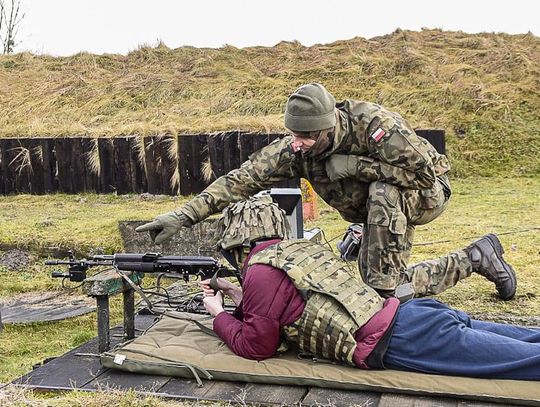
284,83,337,132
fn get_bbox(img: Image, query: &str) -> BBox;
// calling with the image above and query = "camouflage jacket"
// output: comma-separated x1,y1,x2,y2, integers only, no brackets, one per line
181,100,451,224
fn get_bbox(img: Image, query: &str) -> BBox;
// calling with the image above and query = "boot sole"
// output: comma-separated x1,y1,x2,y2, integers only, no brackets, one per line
485,233,517,300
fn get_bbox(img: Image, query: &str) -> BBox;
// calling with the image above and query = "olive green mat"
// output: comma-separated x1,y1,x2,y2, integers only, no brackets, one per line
102,312,540,406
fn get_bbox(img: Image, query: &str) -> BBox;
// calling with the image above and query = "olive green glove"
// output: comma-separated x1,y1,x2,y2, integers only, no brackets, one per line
325,154,360,182
135,211,192,245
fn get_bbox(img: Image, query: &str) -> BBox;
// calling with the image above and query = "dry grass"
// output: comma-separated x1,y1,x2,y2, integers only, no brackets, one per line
0,30,539,177
0,385,200,406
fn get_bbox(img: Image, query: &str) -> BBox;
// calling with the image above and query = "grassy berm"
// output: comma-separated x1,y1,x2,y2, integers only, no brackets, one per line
0,29,539,177
0,178,539,401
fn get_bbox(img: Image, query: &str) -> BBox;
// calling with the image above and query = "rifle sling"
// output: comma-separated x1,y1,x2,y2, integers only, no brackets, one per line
209,267,241,291
162,311,218,338
117,270,154,312
209,270,221,293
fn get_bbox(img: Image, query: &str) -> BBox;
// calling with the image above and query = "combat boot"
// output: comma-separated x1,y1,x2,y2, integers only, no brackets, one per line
464,234,517,300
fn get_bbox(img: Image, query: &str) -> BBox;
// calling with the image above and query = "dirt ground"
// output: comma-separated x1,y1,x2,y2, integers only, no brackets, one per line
0,249,34,271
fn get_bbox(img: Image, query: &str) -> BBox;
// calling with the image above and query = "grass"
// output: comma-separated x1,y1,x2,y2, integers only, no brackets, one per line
0,177,539,403
0,308,121,382
0,194,192,255
0,30,539,177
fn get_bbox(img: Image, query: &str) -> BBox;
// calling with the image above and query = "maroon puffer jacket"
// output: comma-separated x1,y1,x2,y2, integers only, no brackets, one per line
213,239,399,368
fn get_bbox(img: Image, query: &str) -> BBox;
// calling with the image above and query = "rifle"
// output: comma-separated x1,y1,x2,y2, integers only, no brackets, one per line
46,251,241,314
46,250,240,286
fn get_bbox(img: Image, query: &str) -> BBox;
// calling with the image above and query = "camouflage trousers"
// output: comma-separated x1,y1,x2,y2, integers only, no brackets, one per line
358,176,472,294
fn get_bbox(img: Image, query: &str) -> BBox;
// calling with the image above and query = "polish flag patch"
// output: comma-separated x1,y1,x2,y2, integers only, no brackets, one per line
371,128,386,142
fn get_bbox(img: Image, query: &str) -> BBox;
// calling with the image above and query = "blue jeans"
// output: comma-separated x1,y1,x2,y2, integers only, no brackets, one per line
384,299,540,380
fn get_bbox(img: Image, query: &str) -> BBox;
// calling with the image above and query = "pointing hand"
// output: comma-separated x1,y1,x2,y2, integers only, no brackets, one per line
135,211,192,244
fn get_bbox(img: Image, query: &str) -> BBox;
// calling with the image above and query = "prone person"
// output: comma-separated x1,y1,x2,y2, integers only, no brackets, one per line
137,83,516,300
200,196,539,380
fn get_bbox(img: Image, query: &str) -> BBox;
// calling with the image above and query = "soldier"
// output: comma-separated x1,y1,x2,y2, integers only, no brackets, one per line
200,196,540,380
136,83,516,300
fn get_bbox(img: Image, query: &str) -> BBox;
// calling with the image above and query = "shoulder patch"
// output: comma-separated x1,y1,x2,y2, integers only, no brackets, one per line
370,127,386,143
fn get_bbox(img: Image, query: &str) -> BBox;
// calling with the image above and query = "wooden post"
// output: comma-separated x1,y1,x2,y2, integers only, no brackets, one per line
13,139,32,194
113,137,133,195
179,134,212,196
238,132,255,163
71,138,87,193
155,135,178,196
98,138,115,193
178,135,194,196
123,288,135,340
41,139,57,193
54,138,73,193
208,133,226,178
25,139,45,194
96,295,110,353
143,136,160,194
223,131,240,174
130,136,146,193
81,138,100,192
195,134,211,191
0,139,17,194
64,137,86,194
415,129,446,155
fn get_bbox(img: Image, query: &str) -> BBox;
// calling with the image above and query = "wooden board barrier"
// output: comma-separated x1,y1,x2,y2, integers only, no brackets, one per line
0,130,446,196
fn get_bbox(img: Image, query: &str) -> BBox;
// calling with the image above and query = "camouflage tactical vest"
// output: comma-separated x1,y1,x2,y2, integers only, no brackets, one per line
248,240,384,365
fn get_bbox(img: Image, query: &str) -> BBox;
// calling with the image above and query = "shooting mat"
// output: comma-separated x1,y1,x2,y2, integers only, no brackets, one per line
102,311,540,406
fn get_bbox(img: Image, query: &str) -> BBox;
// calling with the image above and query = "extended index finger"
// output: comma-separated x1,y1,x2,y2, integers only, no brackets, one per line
135,220,162,232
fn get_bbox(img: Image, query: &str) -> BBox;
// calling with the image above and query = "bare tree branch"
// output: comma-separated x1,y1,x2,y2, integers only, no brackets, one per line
1,0,25,54
0,2,5,37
